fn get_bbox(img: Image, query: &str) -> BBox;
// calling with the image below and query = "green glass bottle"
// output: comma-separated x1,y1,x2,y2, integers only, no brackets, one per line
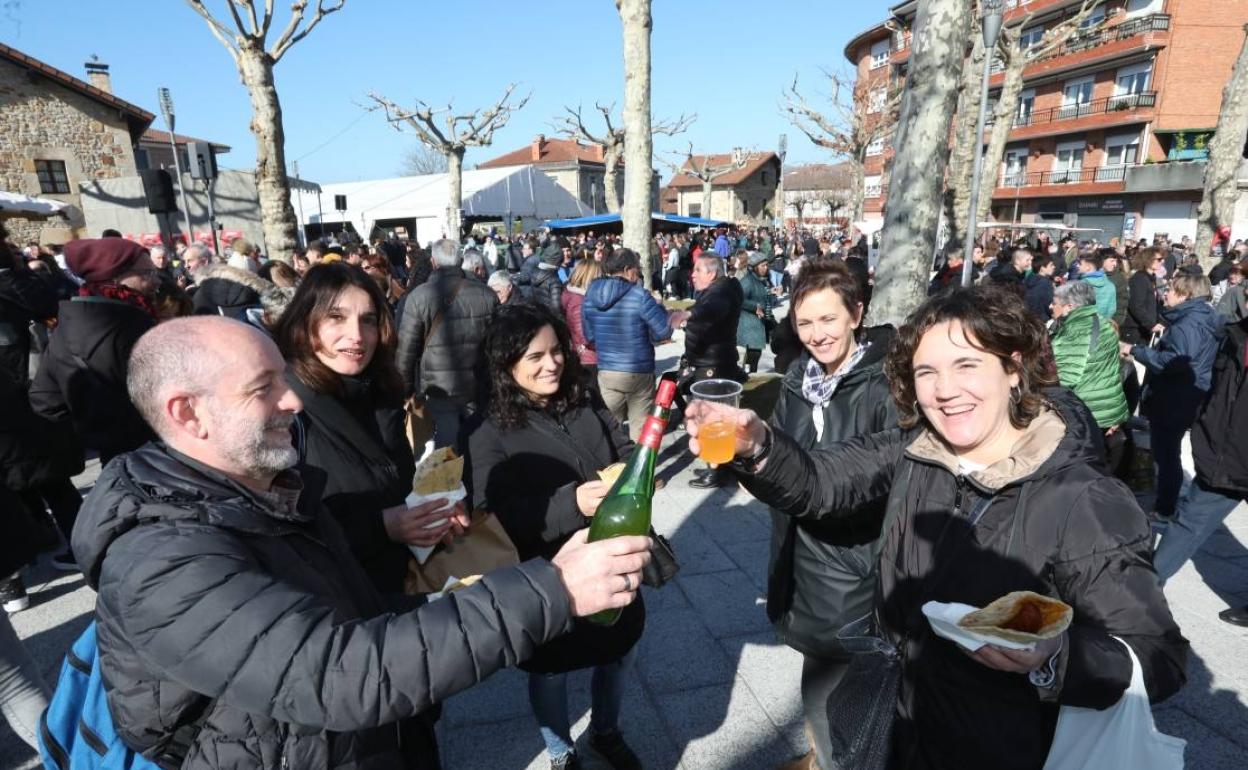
586,377,678,625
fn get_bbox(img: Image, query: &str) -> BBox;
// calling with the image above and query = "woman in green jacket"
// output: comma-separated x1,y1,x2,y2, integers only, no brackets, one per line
737,251,775,373
1050,279,1130,470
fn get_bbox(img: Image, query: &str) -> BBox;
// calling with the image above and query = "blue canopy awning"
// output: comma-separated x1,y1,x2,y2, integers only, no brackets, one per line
543,212,730,231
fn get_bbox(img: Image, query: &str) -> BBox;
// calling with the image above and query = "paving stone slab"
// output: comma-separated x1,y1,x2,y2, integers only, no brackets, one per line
634,607,736,694
659,682,802,770
678,571,772,640
716,632,805,731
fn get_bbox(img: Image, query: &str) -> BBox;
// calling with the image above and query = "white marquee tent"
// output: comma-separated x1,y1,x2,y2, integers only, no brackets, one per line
293,166,592,243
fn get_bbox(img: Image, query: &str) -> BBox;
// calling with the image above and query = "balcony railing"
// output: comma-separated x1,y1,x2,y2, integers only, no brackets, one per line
1000,165,1132,188
990,13,1170,73
997,91,1156,129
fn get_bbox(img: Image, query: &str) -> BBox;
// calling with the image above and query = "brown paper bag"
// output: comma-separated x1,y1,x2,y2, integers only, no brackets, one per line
404,510,520,595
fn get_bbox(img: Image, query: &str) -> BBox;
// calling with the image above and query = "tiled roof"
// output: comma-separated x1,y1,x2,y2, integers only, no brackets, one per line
667,152,779,188
0,43,154,135
478,136,608,168
140,129,231,153
784,162,854,191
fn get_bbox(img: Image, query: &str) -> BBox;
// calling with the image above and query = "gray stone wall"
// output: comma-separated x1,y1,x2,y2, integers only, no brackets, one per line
80,170,266,254
0,57,140,244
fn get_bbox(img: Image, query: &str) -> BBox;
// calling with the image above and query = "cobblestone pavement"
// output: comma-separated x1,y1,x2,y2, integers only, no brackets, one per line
7,337,1248,769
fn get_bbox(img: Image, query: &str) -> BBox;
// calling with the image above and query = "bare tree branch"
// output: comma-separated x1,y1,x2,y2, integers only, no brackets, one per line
273,0,347,62
367,84,531,234
225,0,251,38
237,0,260,35
184,1,242,62
400,144,450,175
651,111,695,136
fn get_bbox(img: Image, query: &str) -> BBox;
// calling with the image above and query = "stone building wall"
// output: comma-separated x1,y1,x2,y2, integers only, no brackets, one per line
0,56,140,244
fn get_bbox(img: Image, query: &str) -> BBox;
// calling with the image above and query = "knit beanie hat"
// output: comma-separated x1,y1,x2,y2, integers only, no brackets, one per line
65,238,148,284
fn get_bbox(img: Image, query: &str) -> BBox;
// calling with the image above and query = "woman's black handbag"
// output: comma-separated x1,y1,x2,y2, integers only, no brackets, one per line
641,529,679,588
816,614,901,770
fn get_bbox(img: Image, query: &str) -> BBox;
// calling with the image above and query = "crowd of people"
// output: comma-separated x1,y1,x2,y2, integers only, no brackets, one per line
0,213,1245,770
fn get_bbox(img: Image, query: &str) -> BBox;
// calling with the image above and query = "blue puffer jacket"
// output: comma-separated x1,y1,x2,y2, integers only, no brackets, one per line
583,276,673,374
1132,297,1221,427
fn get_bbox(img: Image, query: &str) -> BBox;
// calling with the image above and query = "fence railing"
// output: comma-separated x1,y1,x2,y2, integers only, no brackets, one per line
999,165,1133,188
990,13,1170,74
994,91,1156,129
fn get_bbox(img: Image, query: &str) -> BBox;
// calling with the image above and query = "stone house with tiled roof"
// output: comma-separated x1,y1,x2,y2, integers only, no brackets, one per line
0,45,153,243
477,134,620,214
667,152,781,223
783,162,854,227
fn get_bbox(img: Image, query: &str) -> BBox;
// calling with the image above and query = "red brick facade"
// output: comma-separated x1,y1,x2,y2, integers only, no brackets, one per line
845,0,1248,240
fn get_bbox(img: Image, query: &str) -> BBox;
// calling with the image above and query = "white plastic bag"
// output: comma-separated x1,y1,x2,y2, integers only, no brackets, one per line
1041,637,1185,770
404,483,467,565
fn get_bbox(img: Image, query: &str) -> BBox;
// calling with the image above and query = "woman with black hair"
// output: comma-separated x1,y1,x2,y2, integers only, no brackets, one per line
465,303,643,770
275,262,469,769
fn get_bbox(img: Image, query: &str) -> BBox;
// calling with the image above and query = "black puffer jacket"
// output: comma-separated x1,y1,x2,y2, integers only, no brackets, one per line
741,388,1188,770
289,374,415,593
1190,315,1248,496
192,264,273,320
464,398,643,674
29,296,155,464
684,276,744,370
0,264,80,491
0,264,57,391
395,267,498,404
74,443,574,770
519,266,564,316
766,331,896,657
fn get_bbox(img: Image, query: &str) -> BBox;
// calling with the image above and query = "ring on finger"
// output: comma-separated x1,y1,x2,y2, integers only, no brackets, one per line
621,573,633,593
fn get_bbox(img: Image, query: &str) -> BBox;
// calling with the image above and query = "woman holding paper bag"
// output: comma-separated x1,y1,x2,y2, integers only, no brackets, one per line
685,286,1189,770
276,262,469,595
465,303,643,770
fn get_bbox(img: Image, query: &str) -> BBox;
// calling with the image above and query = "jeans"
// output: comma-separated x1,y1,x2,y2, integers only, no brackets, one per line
1149,420,1187,517
1153,479,1246,582
769,270,785,290
527,652,633,760
0,612,49,751
801,653,852,769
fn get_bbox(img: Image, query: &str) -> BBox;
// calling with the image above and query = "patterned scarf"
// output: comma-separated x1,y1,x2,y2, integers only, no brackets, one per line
79,281,157,318
801,340,870,441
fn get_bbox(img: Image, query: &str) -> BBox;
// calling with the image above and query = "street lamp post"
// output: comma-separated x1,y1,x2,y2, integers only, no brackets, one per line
157,88,195,249
961,0,1006,287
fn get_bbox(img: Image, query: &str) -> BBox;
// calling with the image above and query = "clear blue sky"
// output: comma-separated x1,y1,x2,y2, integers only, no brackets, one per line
2,0,890,184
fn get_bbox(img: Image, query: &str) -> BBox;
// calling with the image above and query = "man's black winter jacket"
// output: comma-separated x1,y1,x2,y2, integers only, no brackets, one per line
74,443,574,770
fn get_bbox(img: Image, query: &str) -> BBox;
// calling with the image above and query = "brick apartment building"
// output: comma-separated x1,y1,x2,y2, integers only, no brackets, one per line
846,0,1248,242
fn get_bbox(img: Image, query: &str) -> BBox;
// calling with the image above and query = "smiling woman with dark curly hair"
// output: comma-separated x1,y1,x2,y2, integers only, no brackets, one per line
464,303,646,770
684,284,1189,770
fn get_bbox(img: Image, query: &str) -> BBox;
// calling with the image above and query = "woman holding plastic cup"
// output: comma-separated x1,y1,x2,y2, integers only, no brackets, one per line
685,285,1187,769
275,262,469,595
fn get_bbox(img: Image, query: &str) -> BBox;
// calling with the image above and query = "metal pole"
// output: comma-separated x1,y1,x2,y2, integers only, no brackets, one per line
205,178,221,257
316,192,325,239
961,57,994,287
158,89,194,249
961,7,1004,287
293,160,306,248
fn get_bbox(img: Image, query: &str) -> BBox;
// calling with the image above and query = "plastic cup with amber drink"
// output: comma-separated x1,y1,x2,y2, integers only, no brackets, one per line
689,378,744,466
